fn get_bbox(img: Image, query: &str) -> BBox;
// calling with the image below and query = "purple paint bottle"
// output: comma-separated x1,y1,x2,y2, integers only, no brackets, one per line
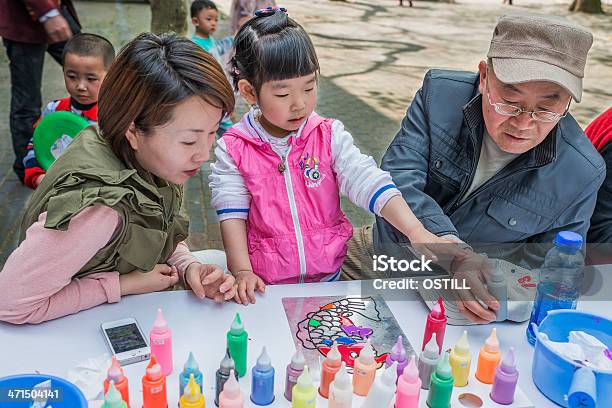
386,335,408,377
490,347,519,405
284,348,305,401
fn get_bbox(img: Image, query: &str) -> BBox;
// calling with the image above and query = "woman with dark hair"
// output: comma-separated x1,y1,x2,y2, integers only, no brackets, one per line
0,33,237,324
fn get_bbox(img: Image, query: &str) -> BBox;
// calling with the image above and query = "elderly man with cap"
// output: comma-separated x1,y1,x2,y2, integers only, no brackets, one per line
344,13,605,324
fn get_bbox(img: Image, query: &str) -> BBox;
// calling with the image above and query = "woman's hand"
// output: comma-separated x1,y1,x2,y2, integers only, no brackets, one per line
185,263,236,302
234,270,266,305
119,264,179,296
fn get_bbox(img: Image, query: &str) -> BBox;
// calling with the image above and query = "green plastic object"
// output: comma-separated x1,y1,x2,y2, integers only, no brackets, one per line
227,313,248,378
427,351,454,408
33,111,89,170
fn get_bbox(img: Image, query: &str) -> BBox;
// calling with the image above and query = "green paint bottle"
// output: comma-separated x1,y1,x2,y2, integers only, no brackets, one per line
227,312,248,378
426,351,454,408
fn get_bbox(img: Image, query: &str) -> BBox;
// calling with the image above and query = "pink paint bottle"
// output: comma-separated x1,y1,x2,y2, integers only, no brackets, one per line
422,297,446,353
490,347,519,405
219,369,243,408
150,308,173,376
395,355,421,408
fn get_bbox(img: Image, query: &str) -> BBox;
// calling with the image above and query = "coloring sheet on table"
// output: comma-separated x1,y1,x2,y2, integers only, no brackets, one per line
282,296,414,373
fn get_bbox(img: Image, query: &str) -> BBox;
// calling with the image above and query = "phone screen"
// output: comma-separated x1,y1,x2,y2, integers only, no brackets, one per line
105,323,148,353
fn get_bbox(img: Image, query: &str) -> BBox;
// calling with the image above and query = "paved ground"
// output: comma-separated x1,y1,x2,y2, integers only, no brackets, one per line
1,0,611,266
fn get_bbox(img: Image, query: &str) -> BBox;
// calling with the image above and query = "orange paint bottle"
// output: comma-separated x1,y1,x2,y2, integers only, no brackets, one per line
319,341,342,398
142,355,168,408
475,328,501,384
352,339,377,396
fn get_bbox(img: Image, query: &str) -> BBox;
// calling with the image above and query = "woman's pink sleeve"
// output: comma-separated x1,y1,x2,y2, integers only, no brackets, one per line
0,205,122,324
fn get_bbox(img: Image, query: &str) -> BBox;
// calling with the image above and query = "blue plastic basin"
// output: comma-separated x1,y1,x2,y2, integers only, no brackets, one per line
532,310,611,407
0,374,87,408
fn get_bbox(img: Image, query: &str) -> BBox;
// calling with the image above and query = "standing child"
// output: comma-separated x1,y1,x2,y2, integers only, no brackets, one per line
210,7,465,304
229,0,276,33
23,33,115,189
191,0,235,133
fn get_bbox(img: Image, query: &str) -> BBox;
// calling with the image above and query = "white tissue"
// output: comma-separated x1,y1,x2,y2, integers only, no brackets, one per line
66,353,112,401
538,332,586,362
569,331,612,371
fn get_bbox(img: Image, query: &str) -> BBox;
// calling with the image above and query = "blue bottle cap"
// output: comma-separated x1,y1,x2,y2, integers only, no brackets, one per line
554,231,583,253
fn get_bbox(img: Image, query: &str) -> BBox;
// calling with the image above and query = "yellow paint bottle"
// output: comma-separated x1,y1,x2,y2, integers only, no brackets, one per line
449,330,471,387
179,373,205,408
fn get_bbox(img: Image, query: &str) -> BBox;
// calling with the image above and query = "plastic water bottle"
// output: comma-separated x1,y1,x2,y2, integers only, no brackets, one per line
526,231,584,345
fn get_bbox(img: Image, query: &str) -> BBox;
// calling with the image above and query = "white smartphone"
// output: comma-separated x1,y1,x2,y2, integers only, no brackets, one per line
101,317,150,365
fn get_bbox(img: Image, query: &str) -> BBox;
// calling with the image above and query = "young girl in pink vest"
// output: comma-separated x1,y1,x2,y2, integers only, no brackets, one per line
210,7,464,304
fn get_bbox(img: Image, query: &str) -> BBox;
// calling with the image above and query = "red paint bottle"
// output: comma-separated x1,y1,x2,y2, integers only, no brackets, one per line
422,297,447,353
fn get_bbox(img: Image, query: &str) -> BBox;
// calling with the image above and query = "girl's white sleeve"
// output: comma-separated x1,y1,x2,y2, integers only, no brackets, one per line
209,137,251,221
331,120,401,216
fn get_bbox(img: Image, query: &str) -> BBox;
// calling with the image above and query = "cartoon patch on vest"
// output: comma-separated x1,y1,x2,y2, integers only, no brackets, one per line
299,153,326,188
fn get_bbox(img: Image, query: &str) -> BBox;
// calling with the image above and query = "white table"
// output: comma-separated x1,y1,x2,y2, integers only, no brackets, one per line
1,270,610,407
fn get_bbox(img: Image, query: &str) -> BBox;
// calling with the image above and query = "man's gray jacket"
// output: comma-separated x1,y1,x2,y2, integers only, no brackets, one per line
374,69,605,263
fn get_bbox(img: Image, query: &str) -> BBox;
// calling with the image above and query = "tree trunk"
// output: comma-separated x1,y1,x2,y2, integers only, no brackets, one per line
569,0,603,13
150,0,188,36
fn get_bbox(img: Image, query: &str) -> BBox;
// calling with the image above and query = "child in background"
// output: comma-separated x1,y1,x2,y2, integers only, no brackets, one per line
23,33,115,189
229,0,276,33
191,0,235,134
210,8,465,304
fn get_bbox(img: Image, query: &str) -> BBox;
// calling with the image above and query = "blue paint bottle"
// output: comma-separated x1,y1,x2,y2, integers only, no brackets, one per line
179,352,203,399
251,346,275,405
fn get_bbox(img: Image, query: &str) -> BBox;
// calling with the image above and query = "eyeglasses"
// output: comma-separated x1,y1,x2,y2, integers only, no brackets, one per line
485,74,571,123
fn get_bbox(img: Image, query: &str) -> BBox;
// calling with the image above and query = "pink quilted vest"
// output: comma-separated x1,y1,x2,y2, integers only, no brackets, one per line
222,112,353,284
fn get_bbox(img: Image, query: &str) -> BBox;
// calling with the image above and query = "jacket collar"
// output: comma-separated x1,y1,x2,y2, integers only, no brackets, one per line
462,93,557,168
231,108,325,147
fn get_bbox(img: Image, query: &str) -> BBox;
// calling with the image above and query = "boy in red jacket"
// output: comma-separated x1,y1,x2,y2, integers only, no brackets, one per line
24,33,115,189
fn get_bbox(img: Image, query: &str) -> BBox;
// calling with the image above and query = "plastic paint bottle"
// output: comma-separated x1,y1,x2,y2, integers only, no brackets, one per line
386,335,409,377
328,363,352,408
426,352,454,408
216,349,239,407
142,355,168,408
319,342,342,399
418,333,441,390
179,373,205,408
103,356,130,407
149,308,173,376
102,380,127,408
490,347,519,405
179,352,203,399
422,297,447,353
395,355,421,408
227,313,248,378
291,366,317,408
361,361,397,408
449,330,471,387
486,257,508,322
567,366,597,408
352,339,377,396
475,328,501,384
219,369,244,408
251,347,275,406
284,349,305,401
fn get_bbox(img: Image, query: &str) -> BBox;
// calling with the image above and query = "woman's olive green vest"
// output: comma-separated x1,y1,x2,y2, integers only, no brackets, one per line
19,125,189,277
